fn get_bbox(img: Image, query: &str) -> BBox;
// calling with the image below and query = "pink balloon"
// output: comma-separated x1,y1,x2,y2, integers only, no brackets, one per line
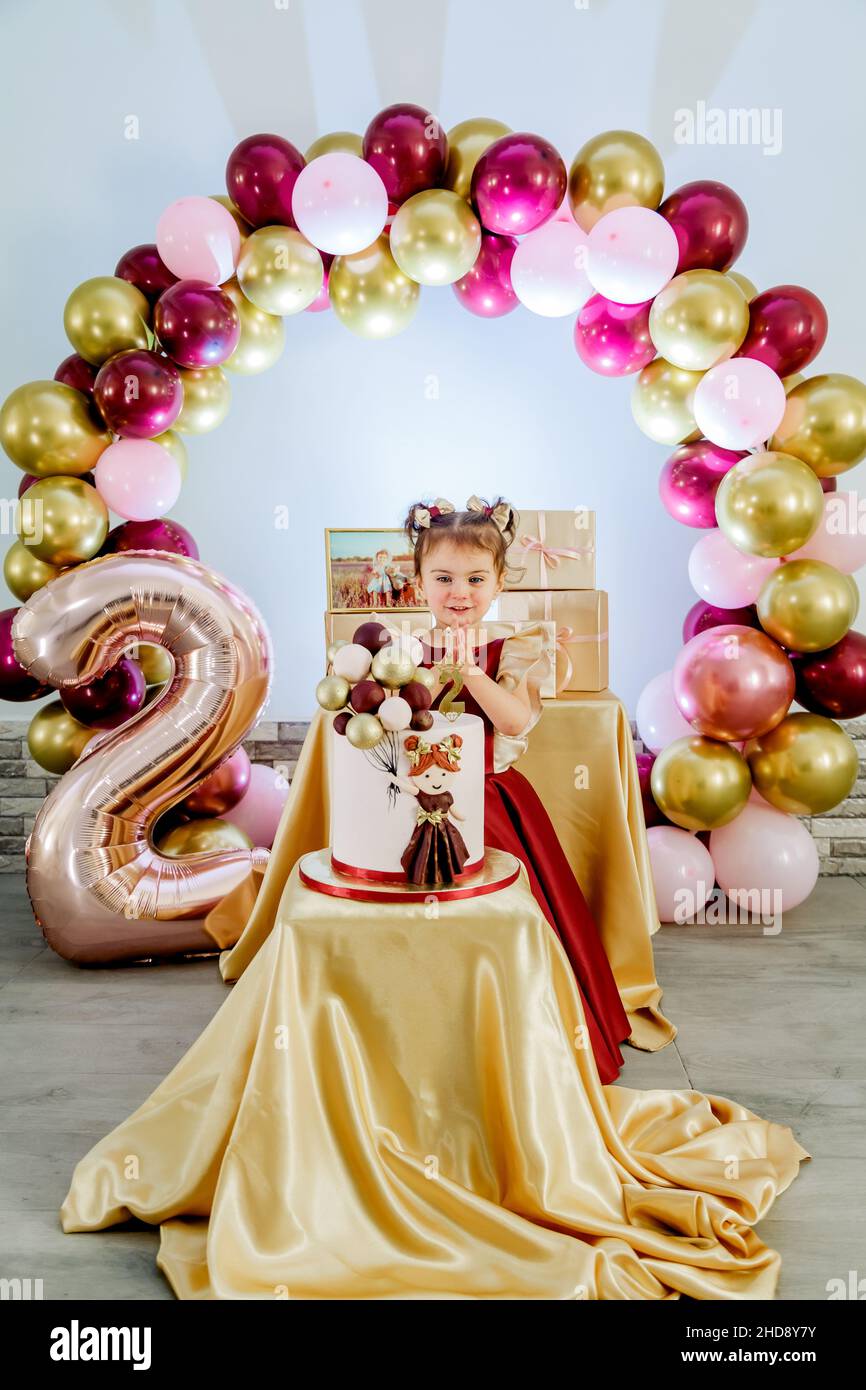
672,624,795,741
573,295,656,377
786,490,866,572
470,132,567,236
647,826,715,922
94,440,181,521
291,153,388,255
710,800,819,913
688,530,780,608
635,670,695,754
305,268,331,313
586,207,679,305
693,358,786,449
223,761,289,850
659,440,746,527
156,196,241,284
452,232,518,317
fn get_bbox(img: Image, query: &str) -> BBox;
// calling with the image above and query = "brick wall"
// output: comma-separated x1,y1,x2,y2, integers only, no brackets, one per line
3,713,866,876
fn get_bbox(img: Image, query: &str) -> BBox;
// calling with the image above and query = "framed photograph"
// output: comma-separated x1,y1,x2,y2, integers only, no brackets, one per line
325,528,426,612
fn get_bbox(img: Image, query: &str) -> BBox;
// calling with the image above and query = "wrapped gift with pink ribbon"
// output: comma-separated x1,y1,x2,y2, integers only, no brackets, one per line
503,509,596,591
496,590,609,694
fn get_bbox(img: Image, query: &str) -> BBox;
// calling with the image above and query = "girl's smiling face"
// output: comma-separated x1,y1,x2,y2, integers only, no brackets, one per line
416,539,503,630
415,764,457,795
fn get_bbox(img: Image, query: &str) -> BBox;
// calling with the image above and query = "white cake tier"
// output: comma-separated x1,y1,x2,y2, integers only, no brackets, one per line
330,710,486,883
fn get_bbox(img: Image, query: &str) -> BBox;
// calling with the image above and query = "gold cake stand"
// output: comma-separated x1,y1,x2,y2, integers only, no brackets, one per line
298,847,521,904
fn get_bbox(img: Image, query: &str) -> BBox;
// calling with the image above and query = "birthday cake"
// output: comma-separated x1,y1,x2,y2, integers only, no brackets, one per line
316,620,486,887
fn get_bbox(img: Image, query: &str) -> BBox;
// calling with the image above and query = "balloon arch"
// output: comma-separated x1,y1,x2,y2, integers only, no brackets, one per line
1,105,865,957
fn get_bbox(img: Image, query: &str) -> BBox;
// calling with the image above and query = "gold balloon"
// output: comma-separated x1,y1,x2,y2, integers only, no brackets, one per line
305,131,364,160
370,648,417,687
714,451,825,558
330,235,421,340
631,359,703,445
27,700,94,775
209,193,253,240
444,117,512,200
221,277,286,375
648,270,749,372
159,817,254,857
745,712,858,816
568,130,665,232
18,475,108,565
770,374,866,477
346,712,385,749
783,373,804,394
390,189,482,286
846,572,860,623
63,275,151,365
316,674,351,711
134,643,174,686
174,366,231,434
150,428,187,481
727,271,757,301
413,666,438,692
237,226,323,315
0,380,111,476
3,541,66,602
650,736,752,832
757,559,857,652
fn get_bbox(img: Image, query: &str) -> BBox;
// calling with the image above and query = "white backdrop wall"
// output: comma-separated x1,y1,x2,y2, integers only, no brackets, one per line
1,0,864,720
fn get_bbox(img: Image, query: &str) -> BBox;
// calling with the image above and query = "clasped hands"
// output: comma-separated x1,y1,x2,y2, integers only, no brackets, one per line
431,623,486,679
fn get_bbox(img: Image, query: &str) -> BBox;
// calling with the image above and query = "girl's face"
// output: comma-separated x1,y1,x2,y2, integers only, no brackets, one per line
414,763,457,795
416,538,503,630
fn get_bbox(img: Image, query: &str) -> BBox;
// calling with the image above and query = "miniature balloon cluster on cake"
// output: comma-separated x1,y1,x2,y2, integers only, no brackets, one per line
315,619,439,749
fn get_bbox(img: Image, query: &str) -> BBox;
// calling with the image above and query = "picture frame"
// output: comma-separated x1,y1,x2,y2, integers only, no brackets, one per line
324,528,427,612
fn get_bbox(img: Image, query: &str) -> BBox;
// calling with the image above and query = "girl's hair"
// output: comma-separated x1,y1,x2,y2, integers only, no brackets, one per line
403,734,462,777
401,496,523,584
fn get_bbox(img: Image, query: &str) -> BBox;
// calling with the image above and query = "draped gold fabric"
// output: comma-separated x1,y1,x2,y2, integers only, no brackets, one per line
207,681,673,1052
61,851,809,1300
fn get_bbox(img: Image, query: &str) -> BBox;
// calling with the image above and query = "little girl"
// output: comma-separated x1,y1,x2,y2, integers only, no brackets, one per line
366,547,409,605
404,492,631,1084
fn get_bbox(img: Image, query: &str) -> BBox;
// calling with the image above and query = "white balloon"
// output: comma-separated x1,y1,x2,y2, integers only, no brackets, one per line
586,206,679,305
510,220,591,317
332,642,373,683
378,696,413,730
291,153,388,255
646,826,715,923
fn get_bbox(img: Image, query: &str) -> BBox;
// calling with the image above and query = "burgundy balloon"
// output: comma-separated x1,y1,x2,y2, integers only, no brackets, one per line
103,517,200,560
659,180,749,273
0,608,53,702
334,711,351,736
401,680,433,712
471,133,567,235
115,243,178,302
682,599,760,644
225,133,305,227
349,679,386,714
636,751,669,828
60,655,147,730
54,354,98,398
363,103,448,204
93,349,183,437
820,476,837,494
736,284,828,377
351,622,393,654
182,746,252,817
452,231,518,318
154,280,240,369
660,440,746,528
573,295,656,377
19,471,94,497
791,631,866,720
410,709,434,731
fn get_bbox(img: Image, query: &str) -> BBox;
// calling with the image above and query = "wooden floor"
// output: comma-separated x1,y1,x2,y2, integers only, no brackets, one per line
1,873,863,1301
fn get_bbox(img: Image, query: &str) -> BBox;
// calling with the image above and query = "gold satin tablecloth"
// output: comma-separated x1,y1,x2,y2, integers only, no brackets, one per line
61,851,809,1300
207,692,673,1052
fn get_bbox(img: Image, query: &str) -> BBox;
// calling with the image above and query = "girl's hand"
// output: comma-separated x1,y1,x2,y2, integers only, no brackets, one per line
438,625,484,678
448,805,466,822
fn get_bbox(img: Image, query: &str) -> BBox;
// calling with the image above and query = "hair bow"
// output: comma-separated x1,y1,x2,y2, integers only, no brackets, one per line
412,498,456,529
465,495,512,534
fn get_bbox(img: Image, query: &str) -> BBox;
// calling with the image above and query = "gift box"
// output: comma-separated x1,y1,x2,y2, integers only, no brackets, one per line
503,509,596,591
325,609,434,657
496,590,609,693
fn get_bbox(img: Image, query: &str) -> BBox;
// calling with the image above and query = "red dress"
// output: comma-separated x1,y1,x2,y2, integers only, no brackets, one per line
420,634,630,1084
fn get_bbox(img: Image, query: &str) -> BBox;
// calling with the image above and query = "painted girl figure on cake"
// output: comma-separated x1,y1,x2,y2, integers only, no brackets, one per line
404,493,631,1084
397,732,470,886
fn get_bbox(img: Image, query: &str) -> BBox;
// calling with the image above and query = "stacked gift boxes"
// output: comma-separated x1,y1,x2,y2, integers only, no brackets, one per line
497,508,608,694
